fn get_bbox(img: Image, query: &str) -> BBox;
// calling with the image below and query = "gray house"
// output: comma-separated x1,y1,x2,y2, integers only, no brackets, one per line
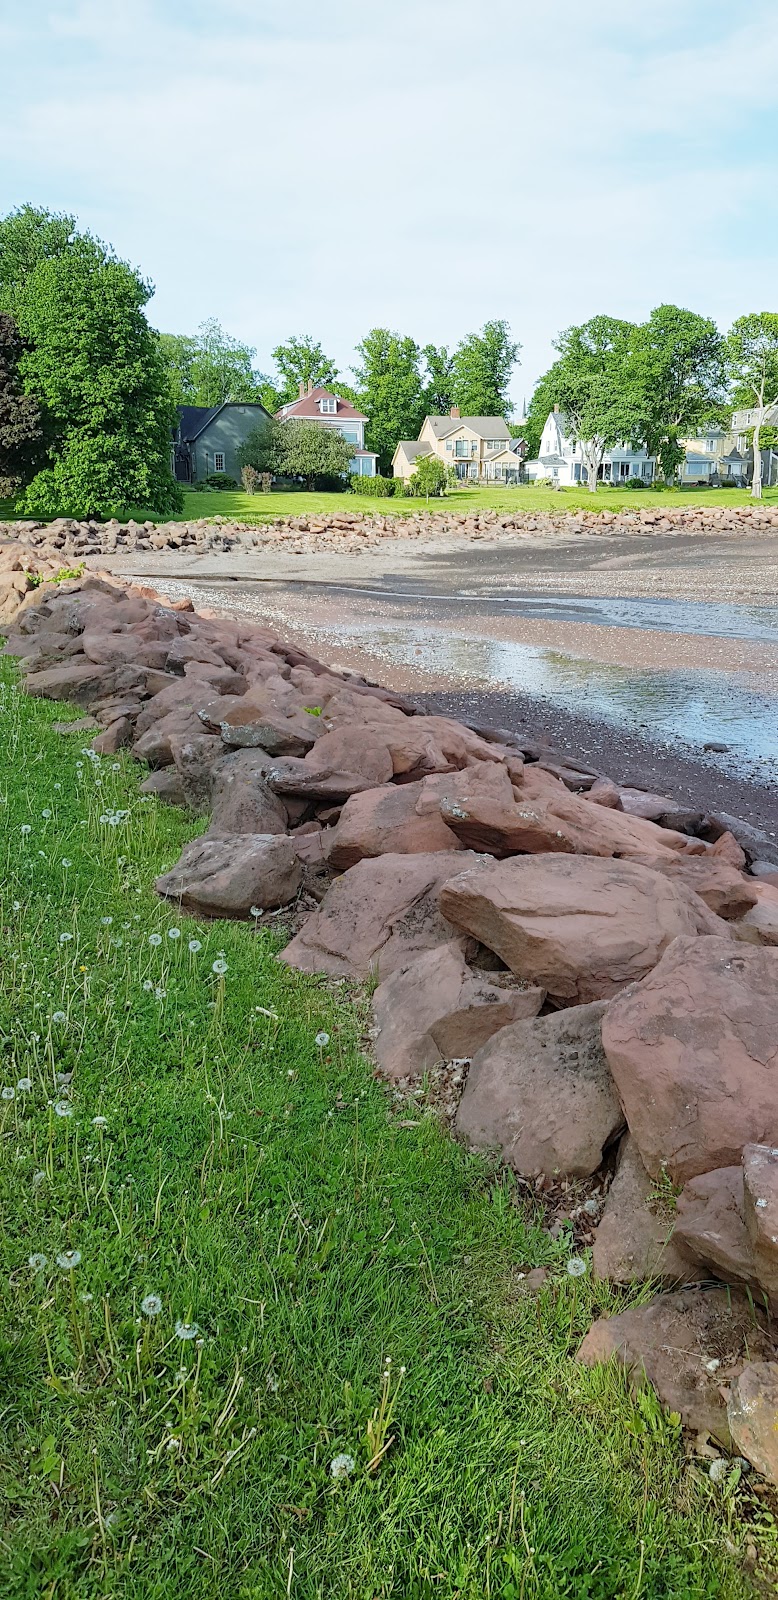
173,402,271,484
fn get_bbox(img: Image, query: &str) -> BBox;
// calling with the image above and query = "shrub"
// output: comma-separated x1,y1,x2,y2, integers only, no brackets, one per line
624,476,645,489
241,465,260,495
203,473,239,490
408,457,448,498
349,473,405,497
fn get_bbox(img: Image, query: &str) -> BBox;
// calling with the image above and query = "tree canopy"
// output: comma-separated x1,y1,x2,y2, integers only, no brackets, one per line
451,320,520,417
726,312,778,499
159,319,270,409
542,316,640,492
421,344,456,415
279,419,354,489
632,305,726,480
352,329,427,473
0,313,46,499
0,205,181,517
271,335,340,406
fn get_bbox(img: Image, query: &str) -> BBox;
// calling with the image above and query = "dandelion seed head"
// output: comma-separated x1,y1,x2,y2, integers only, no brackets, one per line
212,959,228,976
16,1078,32,1093
330,1453,355,1479
20,824,31,835
1,1086,15,1101
101,916,113,926
28,1253,47,1271
58,932,73,944
168,928,181,940
175,1319,199,1341
141,1293,162,1317
315,1032,330,1048
32,1170,45,1187
566,1256,587,1278
56,1249,81,1270
142,979,153,992
188,939,202,953
51,1011,67,1024
61,858,72,868
80,1291,93,1304
41,808,52,819
54,1100,73,1118
91,1115,108,1128
148,933,162,947
250,906,262,918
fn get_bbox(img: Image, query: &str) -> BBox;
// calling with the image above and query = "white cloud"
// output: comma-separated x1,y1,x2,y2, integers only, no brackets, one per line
1,0,777,399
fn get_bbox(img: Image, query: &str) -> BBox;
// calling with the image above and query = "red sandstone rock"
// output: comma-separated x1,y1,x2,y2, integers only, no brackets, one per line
372,944,543,1080
439,855,718,1004
593,1135,698,1285
455,1000,624,1178
674,1167,756,1290
743,1144,778,1306
207,750,288,837
624,852,758,919
602,937,778,1181
325,778,464,868
727,1364,778,1482
155,833,301,917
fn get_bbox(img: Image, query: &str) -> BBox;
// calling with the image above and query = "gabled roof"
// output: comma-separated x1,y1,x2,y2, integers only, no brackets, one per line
425,415,512,441
392,440,432,463
176,401,271,442
276,386,368,422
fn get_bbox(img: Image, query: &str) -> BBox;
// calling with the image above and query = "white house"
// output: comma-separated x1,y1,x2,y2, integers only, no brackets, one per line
524,407,655,486
276,383,378,476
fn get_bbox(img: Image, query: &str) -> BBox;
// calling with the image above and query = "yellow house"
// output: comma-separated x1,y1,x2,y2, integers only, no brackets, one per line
392,408,520,481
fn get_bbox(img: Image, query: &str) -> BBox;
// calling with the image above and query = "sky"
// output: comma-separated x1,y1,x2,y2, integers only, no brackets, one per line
2,0,777,411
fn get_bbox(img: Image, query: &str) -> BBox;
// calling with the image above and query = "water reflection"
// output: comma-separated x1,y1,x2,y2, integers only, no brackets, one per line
340,624,778,771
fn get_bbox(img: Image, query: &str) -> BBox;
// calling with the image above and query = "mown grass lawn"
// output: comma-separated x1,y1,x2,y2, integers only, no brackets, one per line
4,484,778,527
0,659,770,1599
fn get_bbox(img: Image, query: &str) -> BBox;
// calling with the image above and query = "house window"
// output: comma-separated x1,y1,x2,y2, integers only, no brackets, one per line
446,440,452,450
214,452,225,473
486,440,504,451
319,398,337,414
454,440,469,457
340,427,360,444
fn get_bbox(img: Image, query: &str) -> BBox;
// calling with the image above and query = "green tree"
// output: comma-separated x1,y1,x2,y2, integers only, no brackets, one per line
279,419,354,489
521,368,559,460
451,320,520,417
236,418,284,476
271,335,339,406
352,328,426,472
546,316,640,493
408,455,448,499
422,344,456,414
633,305,726,482
158,332,198,406
0,313,46,499
159,318,268,408
1,208,182,518
726,313,778,500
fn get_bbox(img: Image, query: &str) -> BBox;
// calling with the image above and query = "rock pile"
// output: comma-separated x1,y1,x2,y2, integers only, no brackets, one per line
5,543,778,1478
1,496,777,565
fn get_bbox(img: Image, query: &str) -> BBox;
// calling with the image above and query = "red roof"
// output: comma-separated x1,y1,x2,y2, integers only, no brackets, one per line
276,386,368,422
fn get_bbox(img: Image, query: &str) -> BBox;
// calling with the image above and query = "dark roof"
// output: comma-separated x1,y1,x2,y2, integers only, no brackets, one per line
176,402,271,442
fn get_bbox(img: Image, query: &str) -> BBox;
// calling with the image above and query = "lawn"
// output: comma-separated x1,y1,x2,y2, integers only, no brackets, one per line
3,484,778,528
0,661,770,1599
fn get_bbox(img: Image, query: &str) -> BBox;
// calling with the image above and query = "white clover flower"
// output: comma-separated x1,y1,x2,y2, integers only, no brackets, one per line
148,933,162,947
42,809,52,820
1,1086,15,1101
566,1256,587,1278
330,1453,356,1479
51,1011,67,1024
212,959,228,976
54,1100,73,1118
141,1293,163,1317
59,932,73,944
29,1253,47,1272
168,928,181,940
175,1319,199,1341
20,824,31,836
16,1078,32,1093
315,1032,330,1048
188,939,202,953
56,1249,81,1270
92,1115,108,1128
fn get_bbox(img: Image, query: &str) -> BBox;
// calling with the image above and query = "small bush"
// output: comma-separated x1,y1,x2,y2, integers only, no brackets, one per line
241,465,260,495
349,474,406,497
624,477,645,489
202,473,239,491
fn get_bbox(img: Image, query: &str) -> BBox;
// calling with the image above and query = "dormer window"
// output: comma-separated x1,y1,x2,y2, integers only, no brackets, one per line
319,397,337,414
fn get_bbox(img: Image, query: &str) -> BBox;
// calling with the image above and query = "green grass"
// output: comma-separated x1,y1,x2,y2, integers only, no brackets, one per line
0,662,771,1598
4,484,778,528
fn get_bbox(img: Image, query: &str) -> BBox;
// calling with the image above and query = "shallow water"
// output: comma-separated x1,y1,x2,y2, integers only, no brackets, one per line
338,622,778,774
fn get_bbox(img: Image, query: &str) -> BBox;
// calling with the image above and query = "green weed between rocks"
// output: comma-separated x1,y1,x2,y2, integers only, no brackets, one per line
0,659,772,1599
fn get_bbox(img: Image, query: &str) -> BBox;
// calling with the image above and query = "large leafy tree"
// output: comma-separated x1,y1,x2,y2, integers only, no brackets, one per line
278,419,354,489
0,313,46,499
633,305,726,481
271,335,339,406
0,205,182,517
236,418,285,476
422,344,456,414
352,329,426,472
546,315,640,493
451,320,520,417
726,313,778,499
160,318,268,408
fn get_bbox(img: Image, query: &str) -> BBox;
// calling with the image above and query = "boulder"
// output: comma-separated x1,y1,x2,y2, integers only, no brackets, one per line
728,1364,778,1483
455,1000,624,1178
711,831,747,869
736,887,778,947
586,777,621,808
155,833,301,918
280,850,482,980
602,937,778,1181
24,658,113,703
674,1167,756,1290
743,1144,778,1306
207,750,288,837
625,853,758,920
303,726,394,786
593,1135,698,1285
140,770,186,805
91,715,133,754
372,944,544,1081
577,1289,773,1446
169,733,225,812
220,703,324,755
705,813,778,869
264,756,378,802
439,855,719,1004
325,778,463,869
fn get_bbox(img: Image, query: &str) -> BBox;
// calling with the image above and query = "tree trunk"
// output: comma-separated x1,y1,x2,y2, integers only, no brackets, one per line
585,450,599,493
751,418,763,500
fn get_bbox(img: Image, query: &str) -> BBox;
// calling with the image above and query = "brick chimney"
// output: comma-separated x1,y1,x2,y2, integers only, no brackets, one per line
298,380,305,399
553,403,560,412
450,405,460,418
307,379,314,395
